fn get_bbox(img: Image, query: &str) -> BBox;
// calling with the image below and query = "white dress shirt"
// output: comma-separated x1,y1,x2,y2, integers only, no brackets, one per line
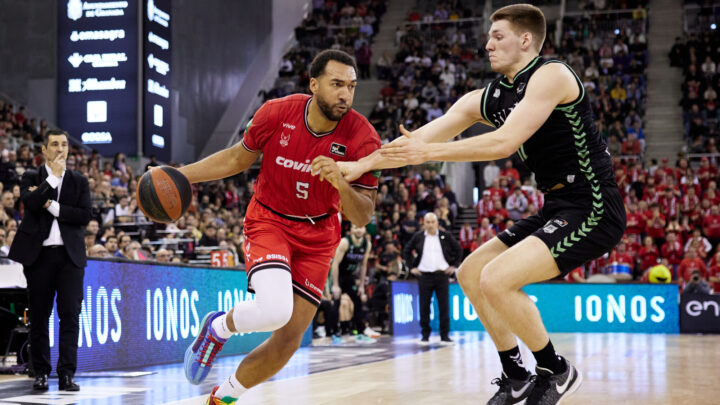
42,165,65,246
417,231,449,272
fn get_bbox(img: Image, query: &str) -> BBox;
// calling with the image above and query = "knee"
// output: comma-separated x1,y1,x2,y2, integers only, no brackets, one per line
478,262,504,300
262,298,294,330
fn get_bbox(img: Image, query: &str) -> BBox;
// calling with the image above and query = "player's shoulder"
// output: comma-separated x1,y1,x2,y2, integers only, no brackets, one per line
262,93,310,116
344,108,380,144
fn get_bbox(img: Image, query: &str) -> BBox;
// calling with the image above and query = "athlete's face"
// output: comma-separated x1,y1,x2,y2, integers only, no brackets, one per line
486,20,530,73
311,60,357,121
350,224,365,238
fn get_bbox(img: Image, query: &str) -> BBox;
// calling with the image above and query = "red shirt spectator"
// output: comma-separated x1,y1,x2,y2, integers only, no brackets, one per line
621,137,641,155
702,205,720,238
697,158,717,189
459,223,474,251
609,244,634,267
638,236,659,271
661,233,684,267
708,251,720,292
680,189,700,215
625,204,645,236
475,192,494,224
678,250,707,283
500,160,520,184
646,204,666,239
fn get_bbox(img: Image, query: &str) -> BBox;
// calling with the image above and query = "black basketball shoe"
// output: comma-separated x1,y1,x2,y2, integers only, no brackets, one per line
526,357,582,405
486,373,535,404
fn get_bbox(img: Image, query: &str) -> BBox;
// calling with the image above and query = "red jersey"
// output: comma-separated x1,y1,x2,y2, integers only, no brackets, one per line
625,212,645,235
678,258,707,282
242,94,380,217
661,241,683,266
708,263,720,292
703,214,720,238
638,245,659,271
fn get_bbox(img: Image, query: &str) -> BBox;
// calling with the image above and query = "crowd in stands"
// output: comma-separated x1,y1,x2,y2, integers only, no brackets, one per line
671,11,720,154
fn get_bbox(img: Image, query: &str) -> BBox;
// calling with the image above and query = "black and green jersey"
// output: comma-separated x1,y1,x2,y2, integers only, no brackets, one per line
480,56,615,193
339,236,369,276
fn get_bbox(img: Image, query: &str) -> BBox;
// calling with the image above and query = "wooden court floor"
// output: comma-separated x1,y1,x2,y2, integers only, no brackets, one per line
172,332,720,405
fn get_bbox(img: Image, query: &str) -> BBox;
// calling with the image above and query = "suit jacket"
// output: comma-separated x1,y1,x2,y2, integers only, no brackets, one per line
403,230,463,270
9,166,91,268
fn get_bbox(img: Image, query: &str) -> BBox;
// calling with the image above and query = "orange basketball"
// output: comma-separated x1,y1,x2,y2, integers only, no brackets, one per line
136,166,192,223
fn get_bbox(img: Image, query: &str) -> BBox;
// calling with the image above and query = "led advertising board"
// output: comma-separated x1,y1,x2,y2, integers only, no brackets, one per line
143,0,172,161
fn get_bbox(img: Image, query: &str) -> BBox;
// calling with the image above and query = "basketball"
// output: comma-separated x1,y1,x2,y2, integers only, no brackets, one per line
136,166,192,223
648,265,672,284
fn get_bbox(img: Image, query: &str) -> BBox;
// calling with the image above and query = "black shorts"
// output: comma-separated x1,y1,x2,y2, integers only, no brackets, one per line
497,185,626,275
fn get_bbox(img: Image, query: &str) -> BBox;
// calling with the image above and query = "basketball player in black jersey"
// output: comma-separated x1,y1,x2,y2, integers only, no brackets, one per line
330,4,625,405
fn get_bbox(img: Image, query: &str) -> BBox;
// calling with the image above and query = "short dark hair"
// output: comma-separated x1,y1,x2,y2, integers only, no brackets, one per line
490,4,546,52
309,50,358,78
43,129,69,146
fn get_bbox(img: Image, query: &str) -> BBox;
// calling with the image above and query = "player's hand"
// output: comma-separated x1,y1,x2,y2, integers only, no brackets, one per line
380,125,429,166
337,161,365,183
332,285,341,300
311,156,346,190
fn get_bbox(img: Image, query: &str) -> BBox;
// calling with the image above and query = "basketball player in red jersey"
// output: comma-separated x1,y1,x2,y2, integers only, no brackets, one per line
178,50,380,404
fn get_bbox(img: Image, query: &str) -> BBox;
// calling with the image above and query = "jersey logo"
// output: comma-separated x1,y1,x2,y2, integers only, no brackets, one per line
517,82,526,95
493,88,500,98
280,132,291,147
567,174,575,183
330,143,346,157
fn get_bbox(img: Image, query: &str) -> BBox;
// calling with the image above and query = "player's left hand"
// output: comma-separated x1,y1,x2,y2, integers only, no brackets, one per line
311,156,347,190
380,125,429,165
337,161,365,182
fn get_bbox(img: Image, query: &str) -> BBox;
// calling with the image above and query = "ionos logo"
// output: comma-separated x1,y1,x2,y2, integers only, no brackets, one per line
685,299,720,317
574,294,666,323
147,0,170,26
71,29,126,42
275,156,312,173
393,293,414,324
51,286,122,347
146,288,200,341
68,0,130,20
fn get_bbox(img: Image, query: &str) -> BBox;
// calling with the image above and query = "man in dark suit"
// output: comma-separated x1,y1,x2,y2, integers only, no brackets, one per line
9,129,91,391
403,212,462,344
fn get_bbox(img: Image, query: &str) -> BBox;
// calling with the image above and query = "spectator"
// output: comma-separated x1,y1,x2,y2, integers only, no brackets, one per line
199,224,219,247
155,248,172,263
105,236,120,256
505,188,528,220
88,244,111,258
483,161,500,187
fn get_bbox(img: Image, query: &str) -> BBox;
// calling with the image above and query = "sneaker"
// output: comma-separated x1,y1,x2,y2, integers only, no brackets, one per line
363,326,380,338
486,373,534,405
205,386,237,405
331,335,344,345
419,337,430,345
185,311,227,385
526,357,582,405
440,336,454,345
356,334,377,344
314,326,326,338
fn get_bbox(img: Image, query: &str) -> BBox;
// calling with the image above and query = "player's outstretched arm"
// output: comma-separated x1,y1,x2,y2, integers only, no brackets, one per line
179,142,260,184
336,88,488,181
381,63,578,165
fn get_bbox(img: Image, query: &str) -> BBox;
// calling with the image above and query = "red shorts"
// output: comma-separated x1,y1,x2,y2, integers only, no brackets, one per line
242,199,341,306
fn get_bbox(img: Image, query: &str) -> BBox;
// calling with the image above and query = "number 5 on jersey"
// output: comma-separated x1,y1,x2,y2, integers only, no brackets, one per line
296,182,309,199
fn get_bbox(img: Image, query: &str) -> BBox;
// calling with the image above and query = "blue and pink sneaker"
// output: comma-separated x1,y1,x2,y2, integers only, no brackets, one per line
185,311,228,385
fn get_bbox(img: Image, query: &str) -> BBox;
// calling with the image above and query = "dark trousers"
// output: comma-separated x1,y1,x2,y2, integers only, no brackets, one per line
335,275,365,333
418,271,450,339
315,298,339,336
24,246,84,377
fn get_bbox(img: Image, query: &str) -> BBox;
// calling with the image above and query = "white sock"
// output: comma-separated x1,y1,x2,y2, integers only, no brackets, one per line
211,314,234,340
214,372,247,400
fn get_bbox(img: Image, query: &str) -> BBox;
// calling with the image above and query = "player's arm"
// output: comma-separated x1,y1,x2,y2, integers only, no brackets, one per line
311,156,376,226
381,63,579,165
179,142,260,184
338,89,489,180
331,238,349,299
